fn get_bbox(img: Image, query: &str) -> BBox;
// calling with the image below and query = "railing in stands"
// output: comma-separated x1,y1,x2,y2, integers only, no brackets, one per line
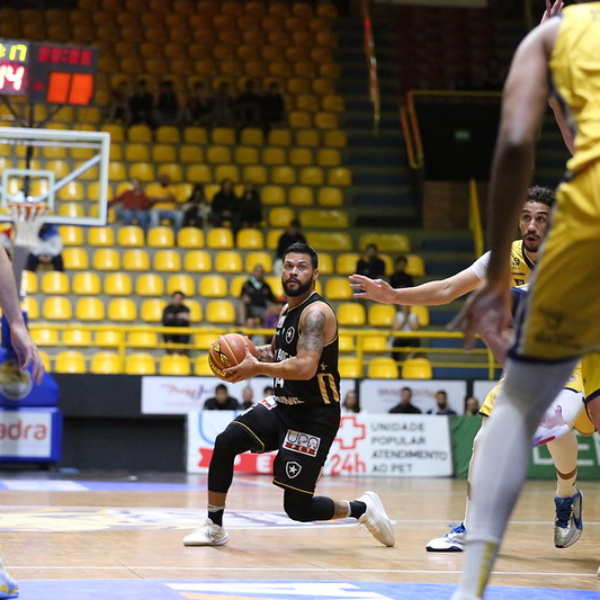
29,323,499,379
469,178,484,258
361,0,380,133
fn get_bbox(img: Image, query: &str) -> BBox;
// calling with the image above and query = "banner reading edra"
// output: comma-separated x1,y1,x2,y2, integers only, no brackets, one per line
187,412,452,478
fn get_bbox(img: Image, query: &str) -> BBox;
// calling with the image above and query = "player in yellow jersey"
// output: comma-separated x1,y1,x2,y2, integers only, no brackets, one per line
450,1,600,597
349,186,589,551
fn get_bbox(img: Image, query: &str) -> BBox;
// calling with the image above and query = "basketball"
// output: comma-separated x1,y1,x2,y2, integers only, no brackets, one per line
208,333,258,381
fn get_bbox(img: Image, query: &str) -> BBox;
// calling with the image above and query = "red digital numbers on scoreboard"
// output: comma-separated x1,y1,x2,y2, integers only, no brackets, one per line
36,45,93,67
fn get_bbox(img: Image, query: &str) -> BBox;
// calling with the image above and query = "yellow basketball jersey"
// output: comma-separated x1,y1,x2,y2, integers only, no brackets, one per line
550,3,600,174
508,240,535,286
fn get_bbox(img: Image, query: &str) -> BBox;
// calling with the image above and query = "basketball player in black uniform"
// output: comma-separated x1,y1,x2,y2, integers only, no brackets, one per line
183,243,395,548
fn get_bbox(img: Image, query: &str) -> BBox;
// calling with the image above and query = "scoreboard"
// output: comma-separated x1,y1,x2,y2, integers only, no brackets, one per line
0,39,97,106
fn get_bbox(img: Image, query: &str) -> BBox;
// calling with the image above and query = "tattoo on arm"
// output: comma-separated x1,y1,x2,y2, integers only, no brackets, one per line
298,309,325,354
257,345,275,362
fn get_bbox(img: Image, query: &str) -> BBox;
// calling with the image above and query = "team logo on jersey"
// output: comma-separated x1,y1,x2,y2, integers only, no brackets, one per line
512,256,520,267
285,461,302,479
285,327,295,344
284,429,320,457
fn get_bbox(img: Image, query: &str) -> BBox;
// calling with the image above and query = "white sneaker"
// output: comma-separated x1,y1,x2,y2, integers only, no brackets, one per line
183,518,230,547
426,523,466,552
357,491,395,547
554,490,583,548
0,559,18,599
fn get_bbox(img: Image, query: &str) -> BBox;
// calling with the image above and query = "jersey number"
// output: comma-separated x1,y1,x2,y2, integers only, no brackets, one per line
317,373,340,404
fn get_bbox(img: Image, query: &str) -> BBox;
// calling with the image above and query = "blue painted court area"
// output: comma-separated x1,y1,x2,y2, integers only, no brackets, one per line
0,479,208,492
15,580,599,600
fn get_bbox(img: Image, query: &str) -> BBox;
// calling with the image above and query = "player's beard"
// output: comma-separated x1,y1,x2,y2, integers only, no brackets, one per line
283,277,312,297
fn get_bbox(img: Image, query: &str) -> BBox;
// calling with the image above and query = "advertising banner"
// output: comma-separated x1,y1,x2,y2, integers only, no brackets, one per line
187,412,452,478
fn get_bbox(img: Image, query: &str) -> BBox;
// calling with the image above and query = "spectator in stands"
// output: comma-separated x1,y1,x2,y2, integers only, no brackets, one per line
108,178,151,233
238,183,263,229
161,290,190,354
107,80,130,124
465,396,481,416
342,390,360,414
203,384,240,411
184,81,214,126
210,178,239,228
238,264,276,328
129,79,155,127
263,384,274,397
240,386,255,410
356,243,386,279
261,81,285,134
182,183,211,229
275,219,306,273
389,255,414,289
427,390,457,415
155,79,180,125
25,224,64,273
389,386,421,414
236,79,262,129
390,305,420,362
147,174,184,232
212,81,236,127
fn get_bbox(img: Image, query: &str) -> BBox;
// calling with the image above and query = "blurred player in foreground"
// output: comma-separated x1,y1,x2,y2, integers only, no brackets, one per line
183,243,394,548
449,1,600,597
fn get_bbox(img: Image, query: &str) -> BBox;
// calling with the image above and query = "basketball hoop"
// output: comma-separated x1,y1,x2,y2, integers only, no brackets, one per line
9,202,47,251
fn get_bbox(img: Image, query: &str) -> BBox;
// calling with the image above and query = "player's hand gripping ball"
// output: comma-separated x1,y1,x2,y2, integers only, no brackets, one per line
208,333,258,381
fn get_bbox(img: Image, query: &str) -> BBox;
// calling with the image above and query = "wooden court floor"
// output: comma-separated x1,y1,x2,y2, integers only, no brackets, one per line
0,473,598,599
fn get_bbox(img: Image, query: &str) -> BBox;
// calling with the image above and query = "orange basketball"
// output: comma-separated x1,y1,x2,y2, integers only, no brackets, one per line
208,333,258,381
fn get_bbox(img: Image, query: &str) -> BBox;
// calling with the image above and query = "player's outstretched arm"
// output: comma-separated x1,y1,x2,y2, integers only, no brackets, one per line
349,267,481,306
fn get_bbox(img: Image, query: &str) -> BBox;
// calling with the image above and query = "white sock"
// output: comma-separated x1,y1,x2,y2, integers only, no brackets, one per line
456,357,577,598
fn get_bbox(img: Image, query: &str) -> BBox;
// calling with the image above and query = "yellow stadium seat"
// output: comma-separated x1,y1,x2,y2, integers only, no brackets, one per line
229,275,246,297
87,227,115,247
152,144,177,164
175,228,203,249
40,272,69,295
58,182,84,202
304,209,349,228
186,164,212,184
166,274,195,296
234,147,259,165
180,145,204,164
327,167,352,186
108,161,127,182
295,94,319,112
289,187,314,206
322,95,345,113
244,251,272,273
318,187,343,206
359,233,411,253
129,162,155,182
104,272,133,296
141,299,166,323
108,298,137,322
289,111,312,129
76,298,105,321
91,352,123,374
207,145,232,164
207,228,234,249
154,250,181,272
63,328,93,347
325,277,353,301
335,253,360,275
135,273,164,296
193,355,213,376
306,232,352,251
262,185,285,206
214,165,240,182
128,124,153,143
160,354,191,376
157,163,184,182
299,167,324,186
96,329,125,348
156,126,181,144
240,128,263,145
312,78,335,96
265,276,284,298
368,357,399,379
58,203,84,218
269,207,295,228
323,130,347,148
237,228,264,250
295,130,319,148
206,300,236,324
338,334,356,353
93,249,121,271
183,126,209,144
411,305,430,328
337,302,366,326
368,304,396,328
317,148,341,167
117,226,145,247
127,331,159,348
57,225,84,246
125,353,156,375
20,271,38,296
361,335,388,353
125,143,150,162
147,226,175,248
184,250,212,273
199,275,228,297
194,332,216,351
21,297,39,320
316,252,333,275
243,165,268,185
262,147,286,166
123,249,150,271
401,357,433,380
339,357,362,379
290,148,314,167
41,296,71,321
30,328,59,347
268,129,292,146
272,166,296,186
406,254,426,277
55,351,86,374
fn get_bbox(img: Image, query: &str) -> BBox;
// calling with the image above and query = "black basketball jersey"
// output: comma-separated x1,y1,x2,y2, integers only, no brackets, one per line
273,292,341,405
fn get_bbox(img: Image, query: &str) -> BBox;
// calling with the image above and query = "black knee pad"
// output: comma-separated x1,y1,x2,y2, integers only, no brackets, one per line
213,423,255,458
283,490,335,522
